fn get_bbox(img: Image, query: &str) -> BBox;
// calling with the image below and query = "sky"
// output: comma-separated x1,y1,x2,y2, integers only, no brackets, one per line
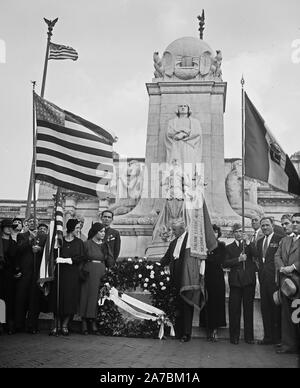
1,0,300,200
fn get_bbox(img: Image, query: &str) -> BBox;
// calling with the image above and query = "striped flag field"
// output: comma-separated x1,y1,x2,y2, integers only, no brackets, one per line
34,93,116,198
48,42,78,61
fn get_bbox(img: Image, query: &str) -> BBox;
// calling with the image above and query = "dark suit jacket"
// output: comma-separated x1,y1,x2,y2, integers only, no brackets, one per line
17,231,47,273
160,233,188,291
224,241,256,288
256,233,282,284
104,227,121,262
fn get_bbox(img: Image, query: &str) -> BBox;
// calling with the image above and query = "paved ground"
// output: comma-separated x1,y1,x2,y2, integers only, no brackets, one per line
0,331,298,368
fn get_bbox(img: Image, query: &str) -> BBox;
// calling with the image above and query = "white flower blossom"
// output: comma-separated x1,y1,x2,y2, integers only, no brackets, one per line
127,258,132,262
159,282,164,286
145,278,149,282
151,283,156,287
166,277,170,281
138,274,142,278
156,262,161,266
143,283,148,288
149,265,153,269
134,265,139,269
150,274,155,279
160,271,165,275
161,286,166,291
138,259,143,262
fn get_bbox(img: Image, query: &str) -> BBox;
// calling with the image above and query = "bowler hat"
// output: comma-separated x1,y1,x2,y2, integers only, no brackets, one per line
281,275,299,299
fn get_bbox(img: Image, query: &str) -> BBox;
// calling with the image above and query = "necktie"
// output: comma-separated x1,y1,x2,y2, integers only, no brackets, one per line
262,237,268,260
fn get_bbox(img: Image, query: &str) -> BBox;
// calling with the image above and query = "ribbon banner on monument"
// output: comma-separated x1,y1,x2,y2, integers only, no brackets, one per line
98,285,175,340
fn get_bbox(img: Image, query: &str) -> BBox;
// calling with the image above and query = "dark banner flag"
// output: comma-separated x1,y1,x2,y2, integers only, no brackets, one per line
245,93,300,196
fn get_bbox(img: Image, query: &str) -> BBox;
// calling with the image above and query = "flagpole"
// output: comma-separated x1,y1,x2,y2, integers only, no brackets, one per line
25,17,58,219
41,17,58,97
241,76,246,270
32,81,37,230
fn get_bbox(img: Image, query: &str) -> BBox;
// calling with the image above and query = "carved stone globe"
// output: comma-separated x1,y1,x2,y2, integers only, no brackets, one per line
162,36,215,80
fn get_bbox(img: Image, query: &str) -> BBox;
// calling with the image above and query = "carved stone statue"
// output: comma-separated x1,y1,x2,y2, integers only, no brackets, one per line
225,160,264,219
153,52,164,78
109,160,144,216
209,50,222,79
165,104,202,168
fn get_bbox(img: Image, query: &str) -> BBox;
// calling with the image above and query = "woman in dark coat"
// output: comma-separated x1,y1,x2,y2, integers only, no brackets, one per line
49,219,85,336
0,219,18,334
79,223,114,335
200,224,226,341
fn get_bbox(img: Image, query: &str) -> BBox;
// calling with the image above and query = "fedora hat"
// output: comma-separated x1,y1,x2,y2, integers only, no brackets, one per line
280,275,299,299
273,290,282,306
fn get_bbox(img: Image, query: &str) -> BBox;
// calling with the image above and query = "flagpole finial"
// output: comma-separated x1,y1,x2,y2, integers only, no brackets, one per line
31,80,36,91
43,17,58,38
197,10,205,40
241,75,245,87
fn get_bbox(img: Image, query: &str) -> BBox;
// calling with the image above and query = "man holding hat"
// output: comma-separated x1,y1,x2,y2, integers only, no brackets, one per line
224,223,257,345
275,213,300,354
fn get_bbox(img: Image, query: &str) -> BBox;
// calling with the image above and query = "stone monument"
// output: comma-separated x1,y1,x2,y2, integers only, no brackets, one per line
113,26,241,258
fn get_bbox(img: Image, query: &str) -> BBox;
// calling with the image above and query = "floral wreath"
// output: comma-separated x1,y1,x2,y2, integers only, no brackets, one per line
97,257,177,338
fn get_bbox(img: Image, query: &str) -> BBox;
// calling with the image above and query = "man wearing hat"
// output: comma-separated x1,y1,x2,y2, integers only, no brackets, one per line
14,216,47,333
275,213,300,354
224,223,257,345
256,217,282,346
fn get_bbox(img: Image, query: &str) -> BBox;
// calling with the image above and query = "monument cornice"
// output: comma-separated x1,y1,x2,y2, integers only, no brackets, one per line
146,81,227,112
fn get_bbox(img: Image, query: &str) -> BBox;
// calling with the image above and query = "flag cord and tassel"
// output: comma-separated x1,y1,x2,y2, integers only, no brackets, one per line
25,17,58,219
241,76,246,271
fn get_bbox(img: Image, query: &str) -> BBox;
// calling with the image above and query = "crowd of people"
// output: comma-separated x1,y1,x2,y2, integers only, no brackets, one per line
160,214,300,354
0,210,120,336
0,210,299,355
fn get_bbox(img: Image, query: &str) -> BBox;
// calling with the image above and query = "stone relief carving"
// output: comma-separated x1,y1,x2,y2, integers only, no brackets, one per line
225,160,264,219
153,49,223,81
108,160,144,216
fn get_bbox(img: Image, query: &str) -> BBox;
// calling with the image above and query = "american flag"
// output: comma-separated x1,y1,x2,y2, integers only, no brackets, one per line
38,189,64,291
34,93,116,198
48,42,78,61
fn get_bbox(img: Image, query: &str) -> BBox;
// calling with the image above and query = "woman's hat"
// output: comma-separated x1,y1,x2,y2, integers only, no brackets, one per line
1,218,13,229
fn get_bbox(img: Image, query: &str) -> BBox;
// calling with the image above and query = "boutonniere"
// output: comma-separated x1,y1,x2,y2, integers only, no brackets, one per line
107,235,116,242
269,243,279,248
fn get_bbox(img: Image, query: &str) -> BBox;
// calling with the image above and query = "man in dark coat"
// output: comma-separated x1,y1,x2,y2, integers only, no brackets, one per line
224,223,257,345
14,217,47,333
275,213,300,354
160,219,194,342
101,210,121,263
256,217,282,345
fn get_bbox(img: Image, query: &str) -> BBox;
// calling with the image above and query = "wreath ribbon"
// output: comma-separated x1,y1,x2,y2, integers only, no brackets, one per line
99,287,175,339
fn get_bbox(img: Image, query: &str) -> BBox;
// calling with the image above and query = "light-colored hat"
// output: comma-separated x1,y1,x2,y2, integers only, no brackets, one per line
281,276,299,299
